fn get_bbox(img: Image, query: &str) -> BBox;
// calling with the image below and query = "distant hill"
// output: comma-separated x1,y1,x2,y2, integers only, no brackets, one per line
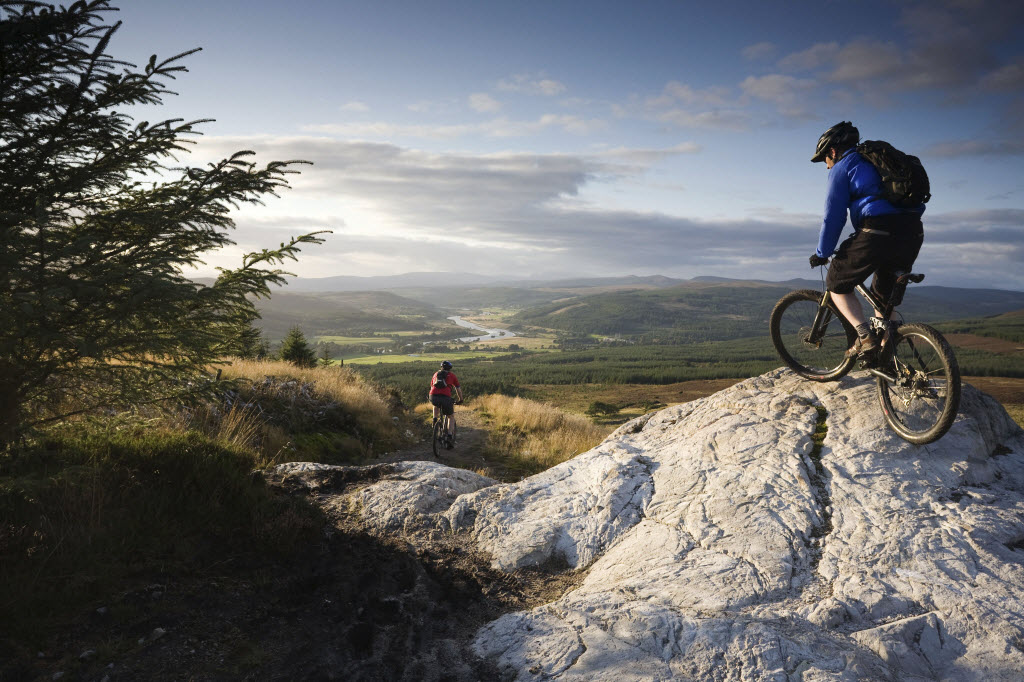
389,286,576,310
506,275,685,289
254,290,447,341
285,272,500,292
510,281,794,342
510,280,1024,342
248,271,1024,343
288,272,686,296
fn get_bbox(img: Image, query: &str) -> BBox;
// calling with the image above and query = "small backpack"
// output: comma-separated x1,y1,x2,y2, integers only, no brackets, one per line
432,370,448,389
856,140,931,208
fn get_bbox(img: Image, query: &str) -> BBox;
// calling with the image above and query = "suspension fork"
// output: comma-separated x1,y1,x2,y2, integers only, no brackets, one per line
807,291,835,344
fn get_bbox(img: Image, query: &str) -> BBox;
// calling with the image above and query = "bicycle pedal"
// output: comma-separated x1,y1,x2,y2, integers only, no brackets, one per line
858,353,879,369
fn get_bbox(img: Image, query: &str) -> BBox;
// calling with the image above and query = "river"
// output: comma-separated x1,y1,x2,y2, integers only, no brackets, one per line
448,316,517,343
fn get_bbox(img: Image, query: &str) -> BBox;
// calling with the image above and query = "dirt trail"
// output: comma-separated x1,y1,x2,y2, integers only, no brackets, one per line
377,406,496,475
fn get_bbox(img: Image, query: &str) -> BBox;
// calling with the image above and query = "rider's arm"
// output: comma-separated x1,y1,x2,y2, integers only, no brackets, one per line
816,161,852,258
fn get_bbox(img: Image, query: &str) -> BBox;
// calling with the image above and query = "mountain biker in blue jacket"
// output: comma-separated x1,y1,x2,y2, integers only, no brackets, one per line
809,121,926,359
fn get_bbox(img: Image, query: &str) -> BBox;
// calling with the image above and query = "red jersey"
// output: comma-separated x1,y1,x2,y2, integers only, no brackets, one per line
428,370,460,397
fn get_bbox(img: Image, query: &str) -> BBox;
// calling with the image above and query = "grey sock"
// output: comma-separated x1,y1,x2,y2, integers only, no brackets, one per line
855,322,871,338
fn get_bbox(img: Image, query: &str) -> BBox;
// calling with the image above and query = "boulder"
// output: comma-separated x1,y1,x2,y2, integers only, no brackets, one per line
275,369,1024,680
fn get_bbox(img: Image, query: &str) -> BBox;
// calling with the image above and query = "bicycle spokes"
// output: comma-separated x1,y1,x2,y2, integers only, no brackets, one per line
770,290,857,381
876,323,960,444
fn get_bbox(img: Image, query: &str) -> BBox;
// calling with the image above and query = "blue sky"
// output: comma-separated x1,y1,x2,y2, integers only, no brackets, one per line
111,0,1024,288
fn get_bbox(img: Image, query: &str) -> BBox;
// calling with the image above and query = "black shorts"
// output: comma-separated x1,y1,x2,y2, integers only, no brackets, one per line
826,214,924,302
429,394,455,415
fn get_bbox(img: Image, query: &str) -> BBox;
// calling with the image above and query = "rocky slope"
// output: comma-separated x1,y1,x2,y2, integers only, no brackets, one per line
276,368,1024,681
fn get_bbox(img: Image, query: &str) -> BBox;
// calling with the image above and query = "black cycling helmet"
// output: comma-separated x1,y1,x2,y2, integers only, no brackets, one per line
440,360,452,370
811,121,859,163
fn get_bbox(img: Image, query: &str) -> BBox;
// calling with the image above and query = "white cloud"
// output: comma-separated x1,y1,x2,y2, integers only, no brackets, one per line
739,74,817,119
829,40,906,84
469,93,501,112
635,81,748,131
778,42,840,71
302,114,605,139
926,139,1024,157
182,136,1024,287
302,121,474,139
598,142,702,165
657,81,734,108
775,3,1024,97
497,74,567,96
655,108,749,131
979,60,1024,92
339,101,370,113
742,42,776,61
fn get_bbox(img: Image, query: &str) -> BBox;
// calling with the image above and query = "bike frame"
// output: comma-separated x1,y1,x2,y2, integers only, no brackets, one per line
816,271,925,385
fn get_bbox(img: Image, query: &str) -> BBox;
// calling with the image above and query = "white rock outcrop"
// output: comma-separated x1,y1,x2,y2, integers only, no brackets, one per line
277,369,1024,680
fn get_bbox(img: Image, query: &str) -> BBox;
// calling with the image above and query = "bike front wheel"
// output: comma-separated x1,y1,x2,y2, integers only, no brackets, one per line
769,289,857,381
876,323,961,444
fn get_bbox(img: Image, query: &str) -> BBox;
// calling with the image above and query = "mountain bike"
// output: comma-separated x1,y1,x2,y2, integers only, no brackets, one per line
769,266,961,444
431,403,459,457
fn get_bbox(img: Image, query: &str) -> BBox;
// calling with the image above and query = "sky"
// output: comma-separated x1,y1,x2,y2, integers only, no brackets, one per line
108,0,1024,289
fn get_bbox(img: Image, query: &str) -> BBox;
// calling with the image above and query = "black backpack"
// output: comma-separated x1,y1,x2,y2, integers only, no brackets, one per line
432,370,448,389
856,140,931,208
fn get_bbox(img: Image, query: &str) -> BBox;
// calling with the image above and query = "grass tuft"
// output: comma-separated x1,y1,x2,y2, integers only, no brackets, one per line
473,394,611,477
1004,404,1024,430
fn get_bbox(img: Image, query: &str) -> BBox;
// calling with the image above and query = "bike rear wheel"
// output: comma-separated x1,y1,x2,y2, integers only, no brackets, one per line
876,323,960,444
431,418,444,457
769,289,857,381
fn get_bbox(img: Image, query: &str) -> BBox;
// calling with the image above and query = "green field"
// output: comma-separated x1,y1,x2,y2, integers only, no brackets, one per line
342,350,488,365
316,331,427,345
353,332,1024,406
254,275,1024,408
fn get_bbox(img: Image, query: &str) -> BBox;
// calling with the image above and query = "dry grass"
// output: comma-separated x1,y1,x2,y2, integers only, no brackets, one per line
170,403,292,467
226,357,392,420
222,359,389,419
1005,404,1024,430
474,394,612,473
128,358,401,466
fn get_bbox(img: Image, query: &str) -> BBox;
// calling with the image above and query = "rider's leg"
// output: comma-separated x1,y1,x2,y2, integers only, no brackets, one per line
869,223,923,321
831,291,867,328
832,290,878,356
826,230,884,347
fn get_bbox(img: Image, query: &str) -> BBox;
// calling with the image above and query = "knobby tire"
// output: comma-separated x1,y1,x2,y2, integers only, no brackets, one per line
769,289,858,382
876,323,961,445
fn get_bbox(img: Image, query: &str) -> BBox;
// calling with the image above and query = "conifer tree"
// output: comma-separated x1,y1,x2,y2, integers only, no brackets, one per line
279,327,317,368
317,342,334,367
0,1,327,444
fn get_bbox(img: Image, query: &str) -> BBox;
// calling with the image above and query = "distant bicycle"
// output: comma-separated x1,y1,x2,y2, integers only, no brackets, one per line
769,264,960,444
431,402,460,457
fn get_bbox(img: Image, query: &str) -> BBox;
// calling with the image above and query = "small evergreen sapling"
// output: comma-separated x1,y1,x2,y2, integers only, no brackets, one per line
279,327,317,368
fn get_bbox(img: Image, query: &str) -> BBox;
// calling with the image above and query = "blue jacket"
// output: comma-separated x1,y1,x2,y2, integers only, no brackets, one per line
815,151,926,258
